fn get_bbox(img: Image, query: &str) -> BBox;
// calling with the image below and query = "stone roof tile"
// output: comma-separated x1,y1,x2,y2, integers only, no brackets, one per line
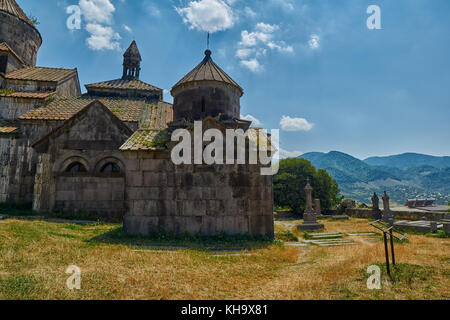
0,119,19,134
120,129,170,151
172,50,243,96
85,79,161,92
0,91,55,99
5,66,77,82
0,0,33,26
19,96,173,127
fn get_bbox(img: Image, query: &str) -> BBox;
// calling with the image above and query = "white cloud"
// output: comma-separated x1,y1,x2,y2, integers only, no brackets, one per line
244,7,256,18
123,24,132,33
240,114,262,127
85,23,121,51
270,0,295,12
255,22,279,33
280,116,314,132
147,4,161,17
240,58,262,72
79,0,115,24
267,41,293,53
278,148,303,159
175,0,235,33
236,22,293,72
236,48,254,59
308,34,320,49
69,0,121,51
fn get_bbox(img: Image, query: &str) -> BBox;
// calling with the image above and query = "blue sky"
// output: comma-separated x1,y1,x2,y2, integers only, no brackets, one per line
19,0,450,159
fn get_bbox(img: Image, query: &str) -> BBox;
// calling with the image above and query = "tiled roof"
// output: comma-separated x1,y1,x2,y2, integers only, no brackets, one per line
19,96,173,126
0,119,19,135
0,126,18,134
5,66,77,82
124,41,141,60
120,129,170,151
0,42,25,65
172,50,243,96
0,91,55,99
139,101,173,130
85,79,161,92
0,0,33,26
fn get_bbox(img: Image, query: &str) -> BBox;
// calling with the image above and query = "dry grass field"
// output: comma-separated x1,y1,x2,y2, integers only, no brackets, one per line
0,217,449,300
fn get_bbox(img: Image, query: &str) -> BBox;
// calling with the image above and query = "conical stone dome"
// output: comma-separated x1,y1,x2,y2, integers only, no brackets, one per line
171,50,243,122
0,0,42,66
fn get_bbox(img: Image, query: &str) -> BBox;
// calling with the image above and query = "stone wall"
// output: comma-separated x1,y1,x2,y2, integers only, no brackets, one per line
33,153,55,212
5,75,81,97
345,208,449,222
122,150,274,237
0,12,42,66
32,101,132,218
53,175,125,219
0,96,45,120
172,82,241,121
55,76,81,97
0,52,23,74
0,121,61,203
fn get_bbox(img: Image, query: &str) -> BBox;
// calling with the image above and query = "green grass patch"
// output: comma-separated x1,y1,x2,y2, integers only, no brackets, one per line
0,202,34,216
90,227,280,251
275,229,298,242
427,230,450,239
0,275,39,300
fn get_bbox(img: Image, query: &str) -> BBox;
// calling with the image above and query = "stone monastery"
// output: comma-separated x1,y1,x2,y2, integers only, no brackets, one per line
0,0,274,237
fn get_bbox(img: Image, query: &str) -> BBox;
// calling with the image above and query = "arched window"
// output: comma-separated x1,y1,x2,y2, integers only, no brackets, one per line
66,162,87,173
100,162,121,173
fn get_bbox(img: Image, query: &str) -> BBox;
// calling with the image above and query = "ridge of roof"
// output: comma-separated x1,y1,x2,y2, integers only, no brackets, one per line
0,41,25,65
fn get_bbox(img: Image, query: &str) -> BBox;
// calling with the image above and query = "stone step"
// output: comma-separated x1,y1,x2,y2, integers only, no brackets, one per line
346,233,377,237
285,242,309,248
310,234,343,239
303,239,354,244
317,242,356,247
309,232,341,236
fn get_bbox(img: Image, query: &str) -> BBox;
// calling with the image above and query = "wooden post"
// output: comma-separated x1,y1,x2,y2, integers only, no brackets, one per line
383,232,391,278
390,229,396,266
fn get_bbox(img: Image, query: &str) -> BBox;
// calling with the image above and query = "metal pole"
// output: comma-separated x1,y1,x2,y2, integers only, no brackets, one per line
383,232,391,278
390,229,396,266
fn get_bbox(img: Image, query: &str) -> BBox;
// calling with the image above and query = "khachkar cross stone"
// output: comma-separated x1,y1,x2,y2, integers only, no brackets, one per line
371,192,380,211
382,191,394,225
314,199,321,216
298,179,324,231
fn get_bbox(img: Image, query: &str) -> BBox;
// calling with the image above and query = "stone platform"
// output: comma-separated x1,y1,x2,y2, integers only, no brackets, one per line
297,222,324,232
394,220,443,233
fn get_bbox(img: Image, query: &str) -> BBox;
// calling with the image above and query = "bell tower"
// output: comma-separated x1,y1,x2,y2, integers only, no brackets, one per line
122,41,142,80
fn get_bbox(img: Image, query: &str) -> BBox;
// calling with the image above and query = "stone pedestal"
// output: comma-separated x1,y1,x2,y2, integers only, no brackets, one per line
443,223,450,235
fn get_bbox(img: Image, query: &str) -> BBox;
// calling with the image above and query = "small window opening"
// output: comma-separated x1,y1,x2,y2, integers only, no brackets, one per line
66,162,87,173
101,163,121,173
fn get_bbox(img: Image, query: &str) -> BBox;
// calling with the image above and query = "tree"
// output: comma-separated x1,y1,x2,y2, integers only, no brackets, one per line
274,158,340,215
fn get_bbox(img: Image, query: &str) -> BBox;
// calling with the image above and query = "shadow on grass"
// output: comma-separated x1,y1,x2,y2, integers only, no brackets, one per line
88,227,280,252
0,202,35,217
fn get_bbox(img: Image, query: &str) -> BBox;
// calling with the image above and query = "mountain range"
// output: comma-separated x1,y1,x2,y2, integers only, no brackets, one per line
299,151,450,205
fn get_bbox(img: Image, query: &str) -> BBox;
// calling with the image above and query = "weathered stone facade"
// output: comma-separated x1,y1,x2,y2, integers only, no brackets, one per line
32,101,132,219
0,1,274,237
122,146,274,237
